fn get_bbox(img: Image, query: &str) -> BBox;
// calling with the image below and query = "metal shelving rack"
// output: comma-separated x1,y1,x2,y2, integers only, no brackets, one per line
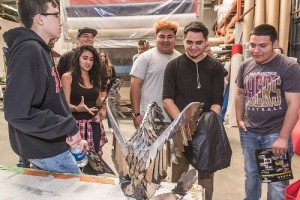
216,0,243,44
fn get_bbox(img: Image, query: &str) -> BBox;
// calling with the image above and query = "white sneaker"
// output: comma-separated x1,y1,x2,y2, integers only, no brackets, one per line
109,128,114,134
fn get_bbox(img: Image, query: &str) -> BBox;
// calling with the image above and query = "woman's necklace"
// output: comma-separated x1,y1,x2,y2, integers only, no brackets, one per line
196,62,201,89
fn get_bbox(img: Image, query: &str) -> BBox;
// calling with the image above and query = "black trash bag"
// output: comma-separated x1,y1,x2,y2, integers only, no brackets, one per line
184,111,232,174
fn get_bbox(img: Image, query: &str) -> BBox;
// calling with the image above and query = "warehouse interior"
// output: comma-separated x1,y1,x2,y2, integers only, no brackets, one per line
0,0,300,199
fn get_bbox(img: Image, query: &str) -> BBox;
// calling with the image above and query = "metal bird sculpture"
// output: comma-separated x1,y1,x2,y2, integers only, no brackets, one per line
106,97,203,199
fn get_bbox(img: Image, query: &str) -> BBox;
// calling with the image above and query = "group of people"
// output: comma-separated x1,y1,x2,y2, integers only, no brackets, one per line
2,0,300,199
130,20,224,200
129,17,300,200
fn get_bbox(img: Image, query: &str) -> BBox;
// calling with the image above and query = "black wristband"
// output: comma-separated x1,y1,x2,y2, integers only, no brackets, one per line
132,112,140,118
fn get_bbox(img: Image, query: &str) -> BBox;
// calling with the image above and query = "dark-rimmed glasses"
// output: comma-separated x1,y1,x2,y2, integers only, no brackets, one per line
40,12,60,18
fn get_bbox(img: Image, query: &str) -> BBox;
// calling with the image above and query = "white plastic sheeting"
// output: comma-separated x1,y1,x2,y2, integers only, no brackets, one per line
61,0,202,48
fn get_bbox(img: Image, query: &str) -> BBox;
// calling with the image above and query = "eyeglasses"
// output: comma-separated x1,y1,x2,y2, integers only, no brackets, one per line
40,12,60,18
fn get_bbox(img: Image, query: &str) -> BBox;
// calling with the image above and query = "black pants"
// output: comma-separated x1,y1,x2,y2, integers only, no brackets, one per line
88,122,101,153
17,156,30,168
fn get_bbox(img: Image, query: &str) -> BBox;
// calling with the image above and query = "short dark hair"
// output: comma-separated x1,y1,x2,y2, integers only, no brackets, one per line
250,24,278,42
17,0,58,28
138,40,146,46
183,21,209,40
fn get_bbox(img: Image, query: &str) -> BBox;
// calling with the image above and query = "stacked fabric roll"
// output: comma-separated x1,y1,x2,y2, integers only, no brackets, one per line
224,44,243,128
62,0,198,48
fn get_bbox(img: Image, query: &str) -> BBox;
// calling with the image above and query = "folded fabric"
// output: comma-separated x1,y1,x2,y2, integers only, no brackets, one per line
285,179,300,200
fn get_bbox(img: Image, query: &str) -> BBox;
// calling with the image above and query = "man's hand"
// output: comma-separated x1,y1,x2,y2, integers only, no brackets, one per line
144,40,150,51
78,139,89,153
133,115,143,129
237,120,247,131
272,137,289,157
66,132,82,147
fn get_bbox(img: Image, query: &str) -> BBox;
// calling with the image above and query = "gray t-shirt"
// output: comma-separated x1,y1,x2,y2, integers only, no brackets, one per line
130,47,181,121
236,54,300,133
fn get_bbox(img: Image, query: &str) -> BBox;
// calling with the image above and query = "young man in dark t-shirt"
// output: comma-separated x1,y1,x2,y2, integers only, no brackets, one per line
235,24,300,200
163,21,224,200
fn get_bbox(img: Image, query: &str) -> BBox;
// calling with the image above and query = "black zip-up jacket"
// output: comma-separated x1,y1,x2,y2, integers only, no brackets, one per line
3,27,79,159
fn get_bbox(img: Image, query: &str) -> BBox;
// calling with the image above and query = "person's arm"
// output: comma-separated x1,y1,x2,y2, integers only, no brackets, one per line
235,87,246,131
100,61,108,90
162,60,178,120
110,66,117,83
61,73,76,112
163,98,180,120
210,104,221,115
130,76,144,128
211,61,224,115
272,92,300,156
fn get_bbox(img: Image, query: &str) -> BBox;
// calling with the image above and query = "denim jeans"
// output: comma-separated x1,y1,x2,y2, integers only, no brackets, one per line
29,150,81,174
239,130,293,200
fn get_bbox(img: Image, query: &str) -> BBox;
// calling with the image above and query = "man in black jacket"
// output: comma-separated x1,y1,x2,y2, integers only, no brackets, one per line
3,0,88,174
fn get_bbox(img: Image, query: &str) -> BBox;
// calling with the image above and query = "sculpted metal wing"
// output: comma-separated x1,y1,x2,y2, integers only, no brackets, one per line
106,97,203,199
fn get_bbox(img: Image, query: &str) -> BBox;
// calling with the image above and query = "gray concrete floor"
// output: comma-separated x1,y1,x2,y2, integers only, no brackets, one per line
0,86,299,200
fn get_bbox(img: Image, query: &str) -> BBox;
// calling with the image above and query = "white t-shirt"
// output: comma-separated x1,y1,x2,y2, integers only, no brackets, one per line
130,47,181,121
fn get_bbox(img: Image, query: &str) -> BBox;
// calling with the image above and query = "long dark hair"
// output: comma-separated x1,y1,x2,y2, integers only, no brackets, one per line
72,45,101,89
98,50,113,77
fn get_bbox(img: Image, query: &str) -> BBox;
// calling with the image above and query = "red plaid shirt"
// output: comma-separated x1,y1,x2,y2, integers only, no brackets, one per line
76,115,108,156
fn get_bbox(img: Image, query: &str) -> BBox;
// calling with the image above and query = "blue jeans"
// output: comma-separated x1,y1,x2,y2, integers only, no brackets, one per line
29,150,81,174
239,130,293,200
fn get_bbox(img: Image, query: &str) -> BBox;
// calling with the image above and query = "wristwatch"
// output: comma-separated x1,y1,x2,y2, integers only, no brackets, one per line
132,112,141,118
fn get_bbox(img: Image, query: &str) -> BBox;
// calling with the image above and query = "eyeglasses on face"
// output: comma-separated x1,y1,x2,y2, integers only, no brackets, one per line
40,12,60,18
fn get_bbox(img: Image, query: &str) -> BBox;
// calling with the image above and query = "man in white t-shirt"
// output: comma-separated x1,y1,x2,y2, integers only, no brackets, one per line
130,20,181,128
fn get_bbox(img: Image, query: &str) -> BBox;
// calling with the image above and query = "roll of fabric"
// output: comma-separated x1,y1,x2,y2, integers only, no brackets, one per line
254,0,265,27
69,0,172,5
66,14,196,30
266,0,280,32
65,2,195,17
279,0,291,55
243,43,251,60
224,44,243,128
242,0,254,44
67,27,185,40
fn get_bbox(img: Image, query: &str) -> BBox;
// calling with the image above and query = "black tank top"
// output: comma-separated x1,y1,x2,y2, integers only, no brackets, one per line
71,79,100,120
